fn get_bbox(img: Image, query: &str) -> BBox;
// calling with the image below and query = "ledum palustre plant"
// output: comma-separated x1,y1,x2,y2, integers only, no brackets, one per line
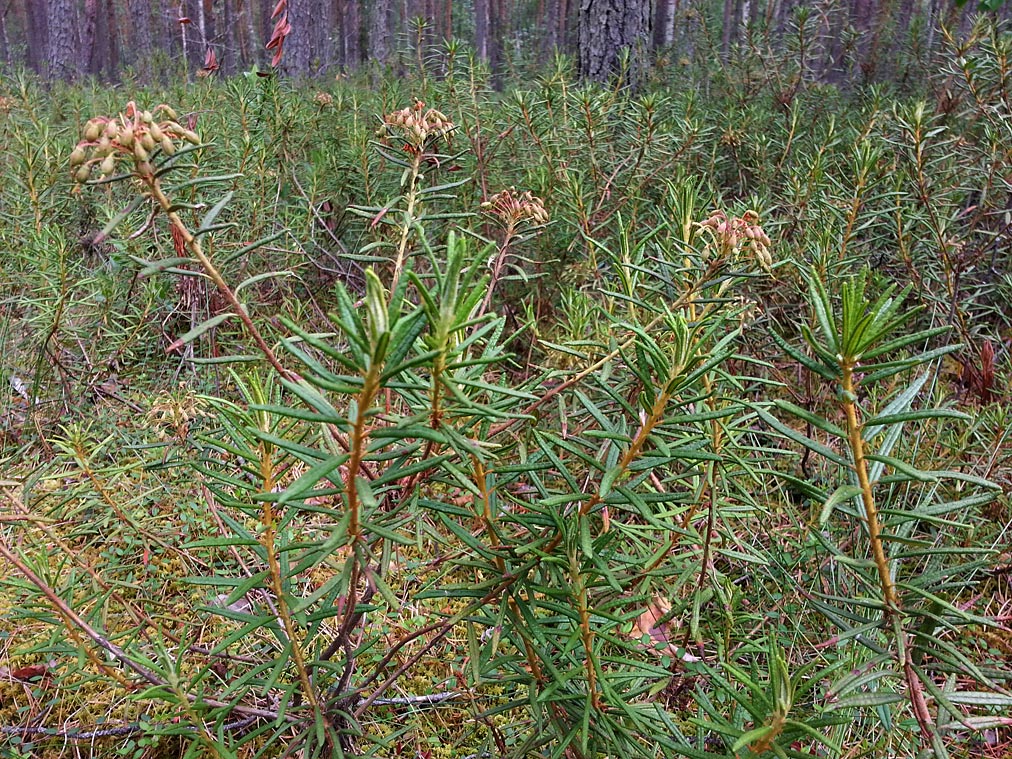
3,95,815,758
764,269,1006,757
1,71,1006,758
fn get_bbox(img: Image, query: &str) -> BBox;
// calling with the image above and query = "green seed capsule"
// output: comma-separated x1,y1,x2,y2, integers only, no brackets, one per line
136,161,153,177
119,127,135,148
160,136,176,155
84,120,102,142
149,123,164,142
75,165,91,183
134,141,148,161
100,154,116,175
140,132,156,152
69,147,87,167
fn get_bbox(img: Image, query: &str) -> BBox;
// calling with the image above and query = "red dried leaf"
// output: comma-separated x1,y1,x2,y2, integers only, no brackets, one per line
370,206,391,229
171,222,187,258
270,40,285,67
979,340,996,402
12,664,48,681
958,340,998,404
177,16,191,24
201,47,219,73
271,0,287,19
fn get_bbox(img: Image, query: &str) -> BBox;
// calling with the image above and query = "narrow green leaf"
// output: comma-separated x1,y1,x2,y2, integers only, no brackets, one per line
774,399,846,438
757,409,850,466
199,190,233,232
169,312,235,347
820,485,864,526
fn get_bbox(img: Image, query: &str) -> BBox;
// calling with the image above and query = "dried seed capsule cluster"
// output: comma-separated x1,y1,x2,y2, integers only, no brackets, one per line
481,187,550,229
378,99,454,153
70,101,200,183
699,210,773,271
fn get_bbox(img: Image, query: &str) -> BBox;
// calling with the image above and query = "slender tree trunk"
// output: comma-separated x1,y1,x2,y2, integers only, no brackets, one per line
222,0,237,72
369,0,392,63
48,0,79,78
475,0,489,61
577,0,651,84
490,0,505,80
80,0,98,75
195,0,208,55
345,0,361,67
102,0,119,76
284,0,313,75
720,0,735,60
0,4,9,67
126,0,152,73
241,0,259,67
653,0,674,49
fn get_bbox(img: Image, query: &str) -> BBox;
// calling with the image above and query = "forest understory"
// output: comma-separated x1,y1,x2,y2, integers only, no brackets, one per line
1,13,1012,759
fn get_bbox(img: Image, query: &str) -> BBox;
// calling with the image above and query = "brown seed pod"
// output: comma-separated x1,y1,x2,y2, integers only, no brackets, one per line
84,120,102,142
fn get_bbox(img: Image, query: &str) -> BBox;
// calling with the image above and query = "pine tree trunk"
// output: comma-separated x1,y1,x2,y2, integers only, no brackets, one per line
48,0,79,78
126,0,152,73
284,0,313,75
577,0,651,84
369,0,392,63
345,0,361,67
720,0,735,60
475,0,489,61
490,0,506,80
0,6,10,67
653,0,674,49
101,0,119,76
558,0,571,52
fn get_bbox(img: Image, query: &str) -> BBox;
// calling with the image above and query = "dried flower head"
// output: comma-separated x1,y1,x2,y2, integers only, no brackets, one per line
146,383,207,440
314,92,334,108
481,187,549,230
698,210,773,271
0,96,16,114
70,101,198,184
378,99,454,154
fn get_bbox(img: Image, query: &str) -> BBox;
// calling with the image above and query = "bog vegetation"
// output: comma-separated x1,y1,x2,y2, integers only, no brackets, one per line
1,15,1011,759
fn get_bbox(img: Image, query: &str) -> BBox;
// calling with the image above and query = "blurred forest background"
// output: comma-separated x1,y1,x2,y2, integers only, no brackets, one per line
4,0,1012,85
